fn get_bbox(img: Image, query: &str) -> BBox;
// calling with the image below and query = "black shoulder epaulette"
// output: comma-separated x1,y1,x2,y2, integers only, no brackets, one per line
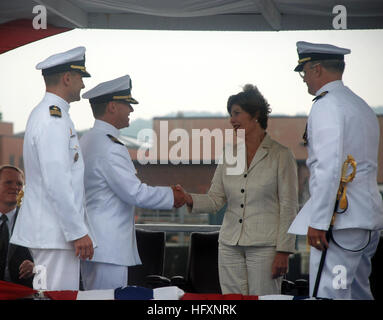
49,105,62,118
312,91,328,102
107,134,124,145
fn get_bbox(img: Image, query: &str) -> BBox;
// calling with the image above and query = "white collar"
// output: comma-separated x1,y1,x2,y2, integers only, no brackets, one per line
44,92,70,113
93,119,120,138
316,80,344,96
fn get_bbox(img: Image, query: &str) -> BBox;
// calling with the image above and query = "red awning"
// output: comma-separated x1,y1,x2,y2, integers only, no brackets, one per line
0,19,71,54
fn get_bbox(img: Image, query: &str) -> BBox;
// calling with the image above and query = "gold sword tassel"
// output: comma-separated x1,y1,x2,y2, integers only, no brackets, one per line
333,155,357,223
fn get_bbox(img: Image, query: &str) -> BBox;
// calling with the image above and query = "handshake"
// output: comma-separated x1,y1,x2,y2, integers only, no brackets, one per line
171,184,193,208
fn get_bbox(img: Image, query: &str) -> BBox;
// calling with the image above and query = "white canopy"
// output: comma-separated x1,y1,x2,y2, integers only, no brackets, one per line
1,0,383,31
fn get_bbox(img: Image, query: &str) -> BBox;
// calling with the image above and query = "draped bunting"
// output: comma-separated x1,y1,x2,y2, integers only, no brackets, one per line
0,280,313,300
0,19,71,55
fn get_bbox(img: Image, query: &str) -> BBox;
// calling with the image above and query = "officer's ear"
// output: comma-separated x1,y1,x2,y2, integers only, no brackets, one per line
61,71,72,87
313,63,323,78
106,101,117,114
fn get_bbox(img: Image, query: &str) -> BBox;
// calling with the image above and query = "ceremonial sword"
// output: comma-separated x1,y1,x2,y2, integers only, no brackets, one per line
312,155,357,298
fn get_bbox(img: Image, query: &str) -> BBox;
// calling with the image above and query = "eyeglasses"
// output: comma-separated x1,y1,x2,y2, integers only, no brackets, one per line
299,63,320,79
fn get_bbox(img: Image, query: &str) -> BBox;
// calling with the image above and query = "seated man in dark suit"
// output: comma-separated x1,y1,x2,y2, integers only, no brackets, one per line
0,165,34,287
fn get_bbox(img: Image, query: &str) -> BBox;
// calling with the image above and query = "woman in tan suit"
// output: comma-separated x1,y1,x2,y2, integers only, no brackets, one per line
179,84,298,295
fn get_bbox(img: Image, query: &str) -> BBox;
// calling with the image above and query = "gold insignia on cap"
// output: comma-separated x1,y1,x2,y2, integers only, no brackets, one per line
113,95,132,100
49,105,62,118
298,57,311,63
112,94,138,104
70,65,86,71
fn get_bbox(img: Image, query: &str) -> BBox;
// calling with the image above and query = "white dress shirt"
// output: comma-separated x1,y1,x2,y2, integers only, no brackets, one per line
80,119,174,266
11,92,92,249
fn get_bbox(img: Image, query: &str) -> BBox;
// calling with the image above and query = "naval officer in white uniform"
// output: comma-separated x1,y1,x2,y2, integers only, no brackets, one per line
80,75,185,290
288,42,383,299
10,47,95,291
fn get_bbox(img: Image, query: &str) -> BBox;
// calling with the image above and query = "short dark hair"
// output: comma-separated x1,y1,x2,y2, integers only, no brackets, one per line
0,165,24,181
227,84,271,130
43,70,81,86
90,102,108,118
43,72,63,86
313,59,345,73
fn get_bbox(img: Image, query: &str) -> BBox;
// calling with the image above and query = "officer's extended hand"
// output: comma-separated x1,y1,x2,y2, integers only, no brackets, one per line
174,184,193,208
171,185,186,208
74,235,94,260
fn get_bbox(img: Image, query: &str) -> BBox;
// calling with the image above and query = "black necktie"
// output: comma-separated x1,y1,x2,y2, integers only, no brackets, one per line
0,215,9,280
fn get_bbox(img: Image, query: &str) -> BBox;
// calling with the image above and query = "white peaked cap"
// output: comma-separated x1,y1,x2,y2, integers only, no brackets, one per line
294,41,350,71
36,46,91,77
82,75,138,104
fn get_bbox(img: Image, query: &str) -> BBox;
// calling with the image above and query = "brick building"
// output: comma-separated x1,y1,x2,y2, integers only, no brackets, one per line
0,121,24,169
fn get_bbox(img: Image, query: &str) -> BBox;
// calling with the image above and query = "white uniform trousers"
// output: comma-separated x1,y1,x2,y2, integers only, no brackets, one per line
30,248,80,290
218,243,282,295
81,260,128,290
310,229,380,299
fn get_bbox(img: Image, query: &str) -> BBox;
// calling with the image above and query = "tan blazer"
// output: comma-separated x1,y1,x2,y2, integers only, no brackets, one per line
191,134,298,253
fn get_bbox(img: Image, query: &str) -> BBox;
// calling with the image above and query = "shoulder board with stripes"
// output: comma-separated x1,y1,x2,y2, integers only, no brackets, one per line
312,91,328,102
49,105,62,118
106,134,124,145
